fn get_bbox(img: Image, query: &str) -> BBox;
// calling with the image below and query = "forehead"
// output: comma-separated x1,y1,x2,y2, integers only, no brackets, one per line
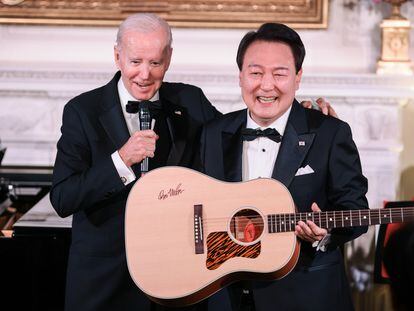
120,29,169,54
243,40,295,69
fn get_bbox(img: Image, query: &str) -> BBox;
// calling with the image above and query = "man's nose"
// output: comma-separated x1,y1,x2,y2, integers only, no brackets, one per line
260,73,275,91
138,64,150,80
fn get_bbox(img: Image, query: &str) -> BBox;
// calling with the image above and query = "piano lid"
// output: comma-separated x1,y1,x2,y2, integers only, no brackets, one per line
13,193,72,229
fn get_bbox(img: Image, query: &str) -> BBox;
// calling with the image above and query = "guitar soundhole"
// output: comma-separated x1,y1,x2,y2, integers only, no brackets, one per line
229,209,264,245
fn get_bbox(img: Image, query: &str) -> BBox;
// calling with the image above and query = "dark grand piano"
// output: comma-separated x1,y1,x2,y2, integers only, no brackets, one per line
0,165,71,310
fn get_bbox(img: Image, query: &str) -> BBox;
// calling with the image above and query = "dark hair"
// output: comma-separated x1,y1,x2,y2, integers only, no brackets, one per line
236,23,305,73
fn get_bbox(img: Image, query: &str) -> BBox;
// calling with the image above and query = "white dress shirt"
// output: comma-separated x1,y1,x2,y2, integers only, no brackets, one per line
242,107,291,182
241,107,331,251
111,78,159,185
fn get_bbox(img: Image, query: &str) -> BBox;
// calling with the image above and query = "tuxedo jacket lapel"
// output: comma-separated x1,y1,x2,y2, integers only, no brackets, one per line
221,110,246,182
98,73,130,151
97,73,143,176
159,86,189,166
165,107,188,165
272,101,315,187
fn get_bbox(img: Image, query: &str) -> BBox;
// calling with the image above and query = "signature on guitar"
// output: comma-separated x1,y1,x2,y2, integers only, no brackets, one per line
158,183,184,200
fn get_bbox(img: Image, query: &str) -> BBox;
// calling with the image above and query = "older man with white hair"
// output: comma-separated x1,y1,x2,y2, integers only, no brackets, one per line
50,13,220,311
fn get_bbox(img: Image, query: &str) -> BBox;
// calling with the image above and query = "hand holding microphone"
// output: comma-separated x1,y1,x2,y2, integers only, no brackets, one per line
119,101,158,169
118,130,158,167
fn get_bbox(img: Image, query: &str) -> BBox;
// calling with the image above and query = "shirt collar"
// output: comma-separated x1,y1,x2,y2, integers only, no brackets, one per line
117,77,160,113
246,106,292,136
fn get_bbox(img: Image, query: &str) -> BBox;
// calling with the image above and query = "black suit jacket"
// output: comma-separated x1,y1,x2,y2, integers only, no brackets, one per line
50,72,220,311
200,101,368,311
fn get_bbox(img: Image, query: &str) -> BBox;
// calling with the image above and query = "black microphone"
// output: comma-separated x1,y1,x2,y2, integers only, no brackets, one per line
139,101,151,174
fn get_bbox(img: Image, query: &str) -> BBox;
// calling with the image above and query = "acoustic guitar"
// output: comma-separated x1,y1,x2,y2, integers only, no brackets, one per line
125,166,413,307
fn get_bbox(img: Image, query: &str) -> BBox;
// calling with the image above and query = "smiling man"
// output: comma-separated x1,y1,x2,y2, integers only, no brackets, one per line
200,23,368,311
50,13,220,311
238,39,302,127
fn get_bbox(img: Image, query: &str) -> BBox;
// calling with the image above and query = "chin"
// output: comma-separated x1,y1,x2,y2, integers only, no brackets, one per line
133,92,154,101
256,110,278,119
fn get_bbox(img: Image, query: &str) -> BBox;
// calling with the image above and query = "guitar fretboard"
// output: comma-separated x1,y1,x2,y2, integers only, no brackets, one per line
267,207,414,233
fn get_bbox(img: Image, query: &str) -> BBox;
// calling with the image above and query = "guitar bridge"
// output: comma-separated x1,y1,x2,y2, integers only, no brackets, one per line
194,204,204,254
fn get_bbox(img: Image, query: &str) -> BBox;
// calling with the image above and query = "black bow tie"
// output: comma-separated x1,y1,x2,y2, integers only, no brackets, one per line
241,128,282,143
126,100,163,118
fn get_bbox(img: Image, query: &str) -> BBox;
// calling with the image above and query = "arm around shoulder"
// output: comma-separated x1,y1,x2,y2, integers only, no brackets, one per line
197,87,222,121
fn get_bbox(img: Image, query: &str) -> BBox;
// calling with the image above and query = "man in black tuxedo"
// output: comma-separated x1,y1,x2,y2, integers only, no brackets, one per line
200,23,369,311
50,13,220,311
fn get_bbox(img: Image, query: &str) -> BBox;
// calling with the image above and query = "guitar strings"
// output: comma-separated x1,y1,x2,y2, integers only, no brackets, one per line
201,208,414,221
202,216,414,228
205,213,414,223
201,209,414,227
202,212,414,232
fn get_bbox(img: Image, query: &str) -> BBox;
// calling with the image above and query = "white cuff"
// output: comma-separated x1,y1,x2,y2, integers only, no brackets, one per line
111,151,136,185
312,233,331,252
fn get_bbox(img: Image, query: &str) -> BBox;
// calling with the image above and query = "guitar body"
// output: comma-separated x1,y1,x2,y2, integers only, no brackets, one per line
125,166,299,307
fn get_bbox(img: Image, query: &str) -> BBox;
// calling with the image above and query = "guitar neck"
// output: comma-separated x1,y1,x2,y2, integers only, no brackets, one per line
267,207,414,233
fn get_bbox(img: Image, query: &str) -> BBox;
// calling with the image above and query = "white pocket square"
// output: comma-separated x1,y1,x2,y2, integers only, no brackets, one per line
295,165,314,176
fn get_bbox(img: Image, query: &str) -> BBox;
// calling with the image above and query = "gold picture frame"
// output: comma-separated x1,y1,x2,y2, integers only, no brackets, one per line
0,0,328,29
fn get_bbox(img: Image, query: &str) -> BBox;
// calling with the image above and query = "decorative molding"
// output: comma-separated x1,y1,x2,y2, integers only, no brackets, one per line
2,67,414,94
167,72,238,86
0,0,328,29
0,68,408,207
0,69,112,83
301,74,414,88
0,89,49,98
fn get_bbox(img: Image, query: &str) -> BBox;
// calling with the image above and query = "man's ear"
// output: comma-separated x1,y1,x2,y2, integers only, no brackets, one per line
239,71,243,88
295,68,303,91
165,47,173,71
114,45,120,69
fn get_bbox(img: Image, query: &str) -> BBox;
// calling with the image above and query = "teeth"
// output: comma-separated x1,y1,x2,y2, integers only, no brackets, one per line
135,82,150,87
258,96,276,103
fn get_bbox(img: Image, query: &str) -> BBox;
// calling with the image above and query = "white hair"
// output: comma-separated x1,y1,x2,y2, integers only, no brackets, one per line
116,13,172,49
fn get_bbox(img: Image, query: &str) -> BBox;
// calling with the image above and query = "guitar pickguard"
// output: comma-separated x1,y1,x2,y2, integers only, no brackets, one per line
206,232,261,270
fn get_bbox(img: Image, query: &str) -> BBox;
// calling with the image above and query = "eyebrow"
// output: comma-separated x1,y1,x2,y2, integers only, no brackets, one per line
247,64,289,71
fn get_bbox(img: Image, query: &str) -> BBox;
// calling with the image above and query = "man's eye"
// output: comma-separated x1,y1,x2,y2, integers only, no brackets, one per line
131,60,141,64
151,62,161,66
251,72,262,76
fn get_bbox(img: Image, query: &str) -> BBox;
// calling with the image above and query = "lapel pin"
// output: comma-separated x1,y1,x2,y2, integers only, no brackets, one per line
174,110,182,115
299,141,305,146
